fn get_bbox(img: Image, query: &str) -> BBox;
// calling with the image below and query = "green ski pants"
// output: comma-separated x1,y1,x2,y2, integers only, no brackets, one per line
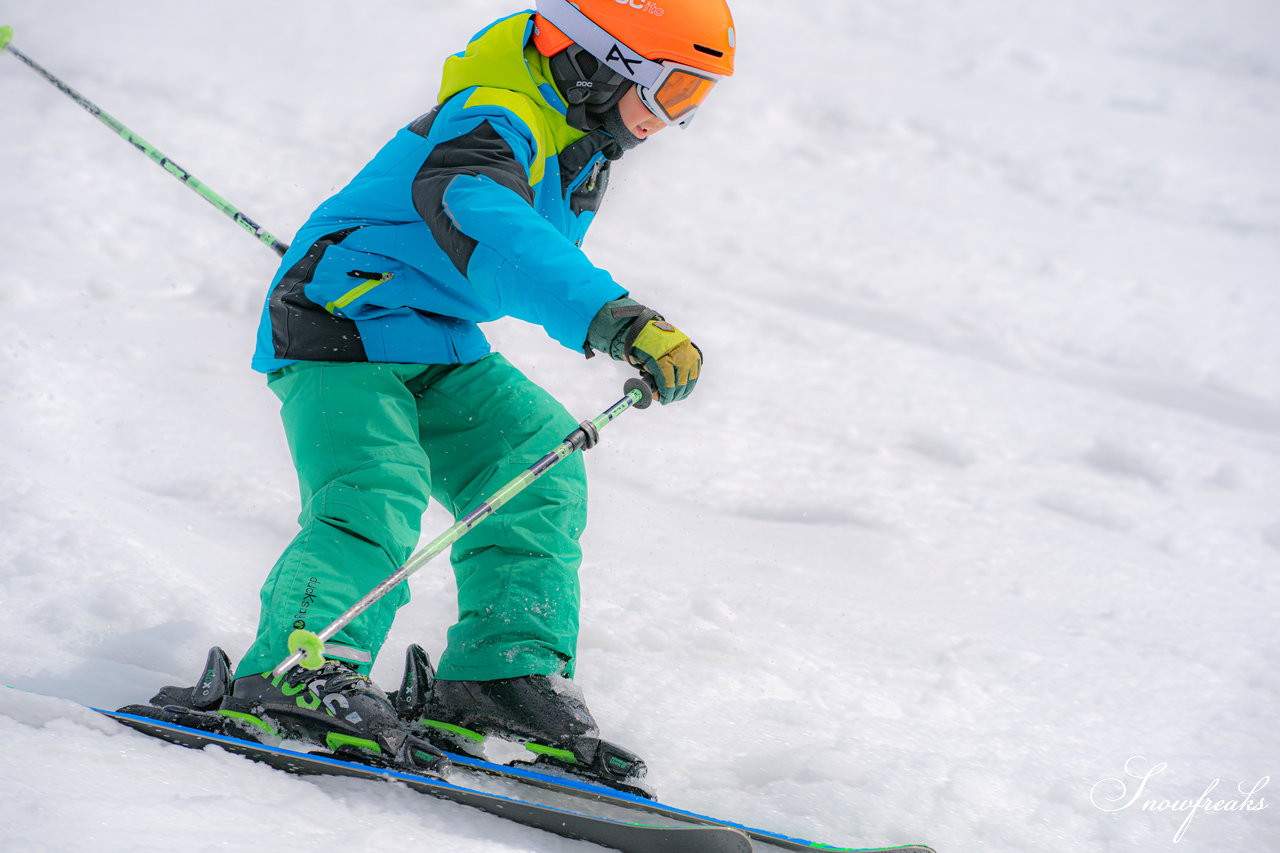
234,354,588,682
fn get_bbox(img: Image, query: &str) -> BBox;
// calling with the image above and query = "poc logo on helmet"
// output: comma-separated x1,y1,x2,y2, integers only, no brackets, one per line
616,0,665,15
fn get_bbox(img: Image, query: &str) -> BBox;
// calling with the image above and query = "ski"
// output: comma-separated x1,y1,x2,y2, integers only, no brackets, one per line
99,706,936,853
439,749,937,853
395,644,933,851
101,707,750,853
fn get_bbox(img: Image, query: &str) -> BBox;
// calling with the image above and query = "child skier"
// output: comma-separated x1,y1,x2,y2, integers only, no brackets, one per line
125,0,737,784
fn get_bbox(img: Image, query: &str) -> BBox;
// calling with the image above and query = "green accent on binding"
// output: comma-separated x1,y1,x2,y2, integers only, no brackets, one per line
525,742,579,765
287,629,325,670
421,719,485,743
325,732,382,754
0,26,13,52
217,709,278,737
297,692,324,713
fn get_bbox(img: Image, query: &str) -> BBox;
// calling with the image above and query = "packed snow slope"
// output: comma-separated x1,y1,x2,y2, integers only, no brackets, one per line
2,1,1278,851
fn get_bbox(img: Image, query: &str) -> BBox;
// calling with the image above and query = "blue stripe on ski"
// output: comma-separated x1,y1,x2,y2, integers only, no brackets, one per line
102,709,648,824
100,705,932,853
100,707,756,852
441,749,933,852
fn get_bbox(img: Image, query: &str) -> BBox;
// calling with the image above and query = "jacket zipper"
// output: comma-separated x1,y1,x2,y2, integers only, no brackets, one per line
565,152,607,199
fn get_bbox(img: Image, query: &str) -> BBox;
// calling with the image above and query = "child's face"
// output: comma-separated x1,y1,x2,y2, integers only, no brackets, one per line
618,87,668,140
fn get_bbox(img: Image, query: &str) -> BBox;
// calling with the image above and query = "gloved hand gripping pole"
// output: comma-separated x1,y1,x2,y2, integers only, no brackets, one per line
0,26,289,256
274,376,657,677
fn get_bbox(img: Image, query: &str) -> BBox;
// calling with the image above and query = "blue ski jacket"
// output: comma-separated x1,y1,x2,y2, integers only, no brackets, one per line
251,12,627,373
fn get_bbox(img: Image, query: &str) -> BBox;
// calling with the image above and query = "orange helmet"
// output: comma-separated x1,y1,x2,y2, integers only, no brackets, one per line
534,0,736,128
534,0,736,77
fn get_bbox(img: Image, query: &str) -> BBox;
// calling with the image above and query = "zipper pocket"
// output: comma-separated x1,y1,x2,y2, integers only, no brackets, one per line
325,270,395,315
565,152,607,198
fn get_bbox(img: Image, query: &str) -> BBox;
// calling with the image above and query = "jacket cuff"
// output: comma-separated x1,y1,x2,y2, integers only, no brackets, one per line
584,296,644,360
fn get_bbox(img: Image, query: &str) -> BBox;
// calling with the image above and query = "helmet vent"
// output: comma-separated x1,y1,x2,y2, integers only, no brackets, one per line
693,44,725,58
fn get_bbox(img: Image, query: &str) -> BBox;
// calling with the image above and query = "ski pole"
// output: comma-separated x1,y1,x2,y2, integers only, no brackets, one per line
274,376,658,677
0,25,289,256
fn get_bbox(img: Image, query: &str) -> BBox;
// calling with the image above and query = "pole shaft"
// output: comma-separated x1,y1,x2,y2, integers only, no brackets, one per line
271,386,646,676
2,38,288,256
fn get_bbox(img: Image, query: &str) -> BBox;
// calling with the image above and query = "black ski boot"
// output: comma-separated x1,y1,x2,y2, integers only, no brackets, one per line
118,646,448,776
222,659,447,774
391,644,648,795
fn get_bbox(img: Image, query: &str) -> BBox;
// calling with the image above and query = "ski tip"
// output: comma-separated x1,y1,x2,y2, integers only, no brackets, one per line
0,26,13,52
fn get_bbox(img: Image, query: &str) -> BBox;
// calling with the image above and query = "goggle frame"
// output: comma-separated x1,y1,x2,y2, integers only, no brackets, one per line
637,61,723,129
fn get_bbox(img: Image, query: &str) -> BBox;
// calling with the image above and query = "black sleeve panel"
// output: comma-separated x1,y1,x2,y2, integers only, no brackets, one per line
412,121,536,276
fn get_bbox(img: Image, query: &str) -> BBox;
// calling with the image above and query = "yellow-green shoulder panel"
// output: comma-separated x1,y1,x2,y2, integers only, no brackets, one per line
464,87,553,187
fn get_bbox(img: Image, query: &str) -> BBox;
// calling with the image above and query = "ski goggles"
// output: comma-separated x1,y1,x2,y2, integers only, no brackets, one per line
636,62,722,128
536,0,723,128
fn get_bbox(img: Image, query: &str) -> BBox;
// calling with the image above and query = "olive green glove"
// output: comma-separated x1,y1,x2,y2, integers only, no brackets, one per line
586,297,702,405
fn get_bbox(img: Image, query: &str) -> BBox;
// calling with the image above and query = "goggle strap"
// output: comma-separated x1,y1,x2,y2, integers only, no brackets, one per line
537,0,664,89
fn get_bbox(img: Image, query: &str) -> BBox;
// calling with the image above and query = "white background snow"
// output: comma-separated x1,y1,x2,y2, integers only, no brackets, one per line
2,1,1278,851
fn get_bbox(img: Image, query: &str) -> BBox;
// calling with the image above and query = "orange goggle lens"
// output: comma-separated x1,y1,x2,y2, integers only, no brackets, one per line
653,70,718,122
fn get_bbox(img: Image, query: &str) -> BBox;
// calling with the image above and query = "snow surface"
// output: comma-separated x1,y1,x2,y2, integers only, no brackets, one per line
2,1,1278,851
